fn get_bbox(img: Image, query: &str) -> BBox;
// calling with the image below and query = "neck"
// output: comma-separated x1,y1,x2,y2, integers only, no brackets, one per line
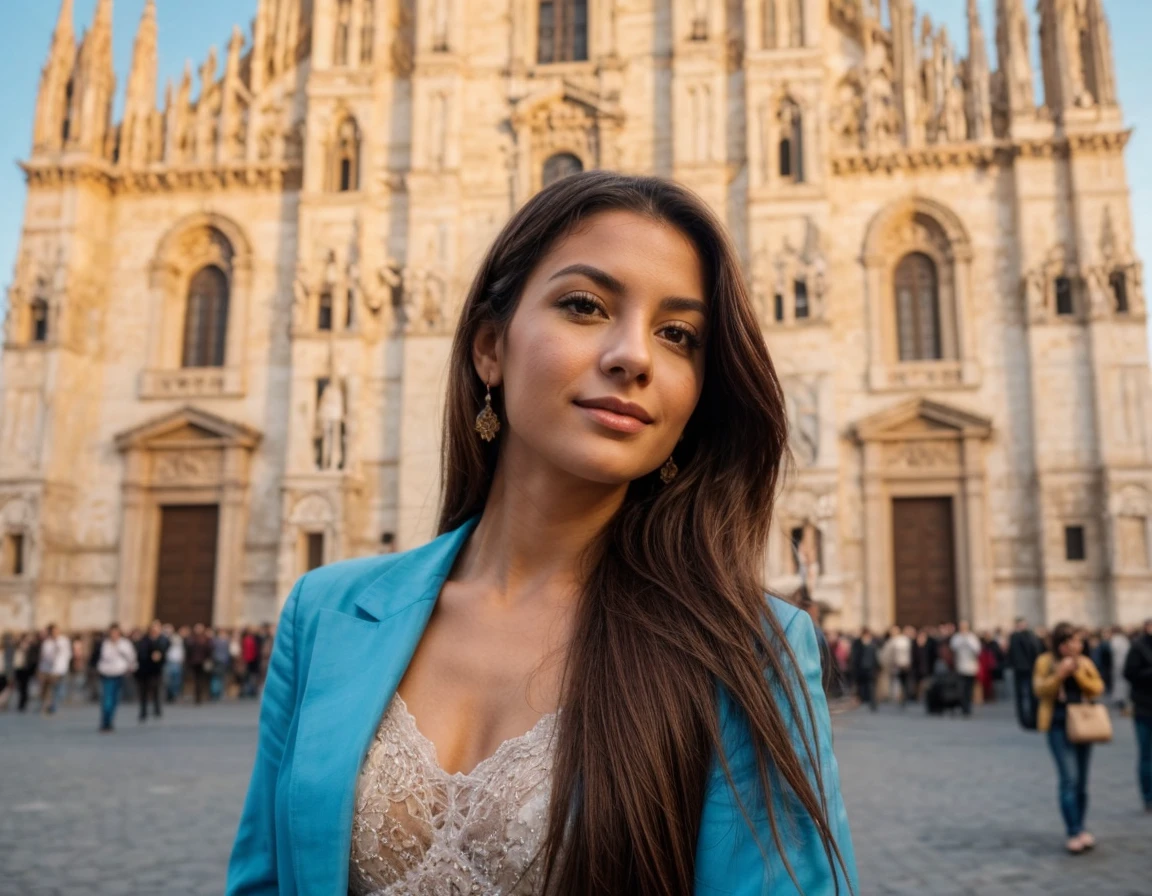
453,440,629,606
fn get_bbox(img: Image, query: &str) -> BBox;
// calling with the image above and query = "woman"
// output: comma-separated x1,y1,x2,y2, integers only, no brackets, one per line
227,173,856,895
97,623,138,732
1033,622,1106,854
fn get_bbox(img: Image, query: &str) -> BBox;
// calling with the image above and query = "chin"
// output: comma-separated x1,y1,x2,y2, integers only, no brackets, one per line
554,447,660,486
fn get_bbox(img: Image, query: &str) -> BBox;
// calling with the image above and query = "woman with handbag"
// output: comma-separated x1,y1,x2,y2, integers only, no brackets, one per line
1033,622,1108,854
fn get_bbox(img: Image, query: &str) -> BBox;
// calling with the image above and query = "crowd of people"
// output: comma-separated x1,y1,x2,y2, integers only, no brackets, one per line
812,608,1152,854
0,620,276,731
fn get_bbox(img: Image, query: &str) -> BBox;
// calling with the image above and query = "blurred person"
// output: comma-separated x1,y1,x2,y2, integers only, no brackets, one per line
240,627,260,697
911,627,933,700
1112,625,1132,712
86,628,104,702
13,633,36,712
165,625,186,702
37,623,71,716
187,623,212,705
1090,631,1114,698
880,625,912,707
135,620,168,722
97,624,138,733
1122,618,1152,812
68,633,87,704
850,628,879,711
1034,622,1105,854
211,627,231,701
1008,617,1043,729
950,621,981,716
977,633,997,704
0,631,13,708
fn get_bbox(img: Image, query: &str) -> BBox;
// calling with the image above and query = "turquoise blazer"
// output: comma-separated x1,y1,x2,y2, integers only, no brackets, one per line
226,519,857,895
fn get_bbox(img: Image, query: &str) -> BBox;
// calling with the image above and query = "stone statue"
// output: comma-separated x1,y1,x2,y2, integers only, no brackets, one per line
322,250,340,293
292,263,310,331
788,379,820,466
316,379,346,471
432,0,451,51
346,255,361,327
943,78,968,142
377,258,404,313
692,0,709,39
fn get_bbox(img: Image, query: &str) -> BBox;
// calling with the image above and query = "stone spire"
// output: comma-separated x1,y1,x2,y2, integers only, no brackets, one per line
966,0,993,141
32,0,76,153
890,0,922,147
121,0,158,167
995,0,1035,117
218,25,245,162
68,0,116,155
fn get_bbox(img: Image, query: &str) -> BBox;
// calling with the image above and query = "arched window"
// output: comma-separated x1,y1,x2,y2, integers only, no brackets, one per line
182,265,229,367
794,279,809,319
360,0,375,64
335,0,352,65
318,290,334,331
778,100,804,183
894,253,941,361
1054,275,1074,316
331,117,360,192
1110,270,1129,314
538,0,588,64
542,152,583,187
30,298,50,343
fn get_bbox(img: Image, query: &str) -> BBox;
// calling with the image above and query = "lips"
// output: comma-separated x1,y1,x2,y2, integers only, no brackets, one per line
573,397,654,434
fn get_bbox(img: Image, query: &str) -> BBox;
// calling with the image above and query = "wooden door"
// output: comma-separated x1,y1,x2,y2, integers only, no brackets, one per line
892,497,957,628
154,505,219,627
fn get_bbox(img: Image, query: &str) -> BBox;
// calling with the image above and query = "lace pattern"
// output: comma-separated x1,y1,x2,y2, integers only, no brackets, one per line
349,693,557,896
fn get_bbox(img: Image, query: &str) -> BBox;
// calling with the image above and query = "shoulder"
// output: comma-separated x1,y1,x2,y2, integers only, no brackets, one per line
289,552,408,620
1035,652,1054,670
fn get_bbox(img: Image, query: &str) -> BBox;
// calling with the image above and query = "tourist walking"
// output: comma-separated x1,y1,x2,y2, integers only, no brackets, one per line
1034,622,1106,854
210,627,231,700
1009,617,1043,729
1122,618,1152,812
186,623,212,705
13,633,36,711
881,625,913,707
1111,626,1132,711
135,620,167,722
851,628,880,711
97,624,138,732
950,621,981,716
37,623,71,715
226,172,856,895
165,625,185,702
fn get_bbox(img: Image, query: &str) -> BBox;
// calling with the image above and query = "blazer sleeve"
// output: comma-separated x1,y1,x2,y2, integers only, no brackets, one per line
1074,657,1105,699
226,578,303,895
1033,654,1061,700
695,609,858,896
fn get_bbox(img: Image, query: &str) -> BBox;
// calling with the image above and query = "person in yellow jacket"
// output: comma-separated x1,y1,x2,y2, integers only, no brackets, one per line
1033,622,1106,854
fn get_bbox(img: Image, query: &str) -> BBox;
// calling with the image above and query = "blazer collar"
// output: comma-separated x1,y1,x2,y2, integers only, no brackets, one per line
353,516,480,621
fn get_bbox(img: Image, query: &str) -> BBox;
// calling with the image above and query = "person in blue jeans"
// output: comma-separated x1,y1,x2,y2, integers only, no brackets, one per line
1033,622,1106,853
96,624,138,732
1122,618,1152,812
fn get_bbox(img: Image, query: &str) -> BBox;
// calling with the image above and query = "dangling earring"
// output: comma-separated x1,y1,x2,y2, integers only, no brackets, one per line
659,455,679,484
474,383,501,442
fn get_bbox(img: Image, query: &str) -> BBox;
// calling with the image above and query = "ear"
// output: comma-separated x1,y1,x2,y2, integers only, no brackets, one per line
471,320,503,387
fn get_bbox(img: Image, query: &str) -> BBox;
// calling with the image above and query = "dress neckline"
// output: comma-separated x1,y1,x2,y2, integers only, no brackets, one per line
390,692,558,781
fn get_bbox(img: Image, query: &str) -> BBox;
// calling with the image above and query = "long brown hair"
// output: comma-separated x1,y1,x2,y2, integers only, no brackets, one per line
439,171,848,894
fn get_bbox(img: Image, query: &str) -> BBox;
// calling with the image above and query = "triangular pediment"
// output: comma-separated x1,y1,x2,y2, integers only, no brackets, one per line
852,398,992,442
510,80,622,126
114,406,262,452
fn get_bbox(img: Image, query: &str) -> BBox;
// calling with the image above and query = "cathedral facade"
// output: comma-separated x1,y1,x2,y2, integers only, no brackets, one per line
2,0,1149,632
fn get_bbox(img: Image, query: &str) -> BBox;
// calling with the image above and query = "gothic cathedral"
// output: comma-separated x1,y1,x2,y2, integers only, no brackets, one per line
2,0,1149,632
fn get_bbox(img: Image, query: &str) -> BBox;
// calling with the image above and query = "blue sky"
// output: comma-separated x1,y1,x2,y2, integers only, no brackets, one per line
1,0,1150,350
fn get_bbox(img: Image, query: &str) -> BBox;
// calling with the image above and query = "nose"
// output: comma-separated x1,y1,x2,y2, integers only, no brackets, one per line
599,314,652,384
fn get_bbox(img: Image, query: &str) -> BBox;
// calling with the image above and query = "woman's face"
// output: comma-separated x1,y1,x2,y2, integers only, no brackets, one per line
1060,633,1083,658
480,210,708,485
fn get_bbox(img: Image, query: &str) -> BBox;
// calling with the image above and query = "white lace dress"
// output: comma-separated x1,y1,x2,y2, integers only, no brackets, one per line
349,693,558,896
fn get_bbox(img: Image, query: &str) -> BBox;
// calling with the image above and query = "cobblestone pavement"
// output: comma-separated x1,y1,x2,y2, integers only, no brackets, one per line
1,696,1149,895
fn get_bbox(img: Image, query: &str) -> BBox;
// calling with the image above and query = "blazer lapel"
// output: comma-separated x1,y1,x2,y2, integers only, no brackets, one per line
287,519,478,895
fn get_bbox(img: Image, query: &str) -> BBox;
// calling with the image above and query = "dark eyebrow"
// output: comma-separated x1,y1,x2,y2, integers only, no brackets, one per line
548,263,625,294
549,264,708,316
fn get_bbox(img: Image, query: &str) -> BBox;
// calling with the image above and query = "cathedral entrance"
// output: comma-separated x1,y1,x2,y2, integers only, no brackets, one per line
892,497,957,628
154,505,219,628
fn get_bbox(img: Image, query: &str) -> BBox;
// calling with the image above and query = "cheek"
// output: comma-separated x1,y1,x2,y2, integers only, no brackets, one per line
504,325,590,415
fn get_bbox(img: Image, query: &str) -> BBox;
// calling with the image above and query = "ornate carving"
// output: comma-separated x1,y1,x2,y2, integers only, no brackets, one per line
139,368,244,399
883,440,961,470
785,377,821,466
315,379,347,472
152,449,222,485
1111,485,1151,518
289,493,335,526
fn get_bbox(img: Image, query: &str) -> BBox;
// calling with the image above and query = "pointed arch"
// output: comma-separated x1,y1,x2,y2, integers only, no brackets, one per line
329,114,361,192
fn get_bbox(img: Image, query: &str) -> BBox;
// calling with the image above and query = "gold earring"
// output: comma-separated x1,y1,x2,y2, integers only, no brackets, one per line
474,383,501,442
659,455,679,484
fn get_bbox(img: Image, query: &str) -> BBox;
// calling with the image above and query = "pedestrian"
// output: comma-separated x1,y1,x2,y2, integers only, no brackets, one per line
210,627,231,701
1121,617,1152,812
1008,617,1043,729
37,623,71,716
1112,626,1132,712
880,625,913,707
186,623,212,705
1033,622,1106,854
850,628,880,711
977,634,997,703
165,625,186,702
1091,631,1114,699
0,631,12,708
950,621,981,716
240,627,260,697
97,623,138,733
13,633,36,711
86,629,104,702
911,627,933,701
226,172,857,894
135,620,167,722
